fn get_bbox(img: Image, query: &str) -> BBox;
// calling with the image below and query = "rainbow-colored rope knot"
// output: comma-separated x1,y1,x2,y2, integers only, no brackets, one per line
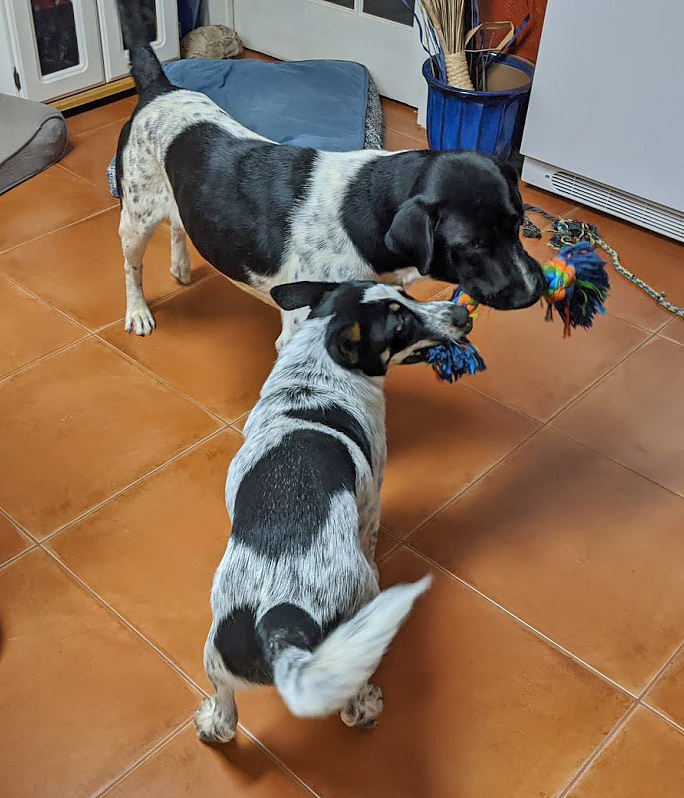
452,288,480,317
542,256,576,303
426,241,610,383
542,243,609,338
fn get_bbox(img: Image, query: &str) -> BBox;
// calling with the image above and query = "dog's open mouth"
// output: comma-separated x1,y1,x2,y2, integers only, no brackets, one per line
401,336,473,365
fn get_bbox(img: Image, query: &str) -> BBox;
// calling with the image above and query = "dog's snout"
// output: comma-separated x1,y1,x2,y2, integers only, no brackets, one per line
450,303,471,329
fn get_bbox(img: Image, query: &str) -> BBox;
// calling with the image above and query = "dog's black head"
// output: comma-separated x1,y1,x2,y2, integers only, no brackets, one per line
384,151,545,310
271,280,472,377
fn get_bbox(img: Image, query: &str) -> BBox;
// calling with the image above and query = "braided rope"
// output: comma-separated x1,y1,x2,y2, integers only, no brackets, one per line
523,204,684,319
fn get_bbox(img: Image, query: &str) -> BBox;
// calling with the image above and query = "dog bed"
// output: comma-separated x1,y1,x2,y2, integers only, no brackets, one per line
0,93,68,195
107,58,383,196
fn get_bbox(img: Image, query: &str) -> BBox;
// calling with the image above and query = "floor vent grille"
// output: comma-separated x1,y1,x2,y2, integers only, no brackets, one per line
549,171,684,242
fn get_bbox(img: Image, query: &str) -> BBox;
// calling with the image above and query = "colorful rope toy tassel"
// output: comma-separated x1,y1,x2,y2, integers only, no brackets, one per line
542,242,609,338
425,287,486,383
426,242,609,382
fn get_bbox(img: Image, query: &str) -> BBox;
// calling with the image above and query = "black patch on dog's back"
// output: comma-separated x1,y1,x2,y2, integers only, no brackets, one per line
285,405,372,468
164,123,316,281
231,429,356,557
341,150,433,274
214,608,273,684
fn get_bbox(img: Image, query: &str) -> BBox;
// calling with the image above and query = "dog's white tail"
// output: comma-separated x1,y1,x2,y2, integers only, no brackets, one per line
272,575,431,718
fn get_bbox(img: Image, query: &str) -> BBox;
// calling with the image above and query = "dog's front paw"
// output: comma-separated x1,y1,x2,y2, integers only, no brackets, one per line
170,262,191,285
125,304,156,336
194,697,237,744
341,683,384,729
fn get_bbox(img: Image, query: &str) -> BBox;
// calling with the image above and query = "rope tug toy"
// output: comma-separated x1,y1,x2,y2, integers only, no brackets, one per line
427,225,610,383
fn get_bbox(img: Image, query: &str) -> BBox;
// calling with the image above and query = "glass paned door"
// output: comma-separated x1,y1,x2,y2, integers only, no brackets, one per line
363,0,415,27
30,0,79,76
120,0,158,49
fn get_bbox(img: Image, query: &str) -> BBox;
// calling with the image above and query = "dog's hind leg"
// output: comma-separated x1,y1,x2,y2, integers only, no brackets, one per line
194,639,239,744
119,203,159,336
359,497,382,581
341,682,384,729
169,213,191,286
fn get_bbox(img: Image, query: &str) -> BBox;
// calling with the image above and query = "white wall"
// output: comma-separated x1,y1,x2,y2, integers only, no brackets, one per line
200,0,233,27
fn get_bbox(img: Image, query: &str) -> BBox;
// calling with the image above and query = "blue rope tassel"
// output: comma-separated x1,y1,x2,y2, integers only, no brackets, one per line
425,339,486,383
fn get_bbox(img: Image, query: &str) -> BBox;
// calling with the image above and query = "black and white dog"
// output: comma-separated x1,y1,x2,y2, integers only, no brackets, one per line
194,280,472,740
115,1,545,349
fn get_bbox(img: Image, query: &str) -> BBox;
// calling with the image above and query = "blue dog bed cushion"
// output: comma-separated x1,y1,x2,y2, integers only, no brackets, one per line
107,58,383,196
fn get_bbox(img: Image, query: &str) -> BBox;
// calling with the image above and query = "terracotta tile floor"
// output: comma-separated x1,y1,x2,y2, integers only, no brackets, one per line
1,68,683,797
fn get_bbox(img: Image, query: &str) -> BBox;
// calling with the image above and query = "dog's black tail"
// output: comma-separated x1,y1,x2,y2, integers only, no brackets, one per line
114,0,173,98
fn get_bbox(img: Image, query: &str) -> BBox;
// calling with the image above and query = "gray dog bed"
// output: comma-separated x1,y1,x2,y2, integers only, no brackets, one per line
0,94,68,195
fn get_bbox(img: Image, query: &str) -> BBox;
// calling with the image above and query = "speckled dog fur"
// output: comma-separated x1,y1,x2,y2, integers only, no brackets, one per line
115,0,545,349
193,281,474,740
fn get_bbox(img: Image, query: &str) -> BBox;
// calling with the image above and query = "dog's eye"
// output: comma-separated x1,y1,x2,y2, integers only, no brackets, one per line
389,302,401,312
471,239,485,251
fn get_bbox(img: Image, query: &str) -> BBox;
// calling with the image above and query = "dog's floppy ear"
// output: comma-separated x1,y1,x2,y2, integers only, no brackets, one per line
496,158,520,186
270,281,338,311
326,319,363,369
384,197,436,276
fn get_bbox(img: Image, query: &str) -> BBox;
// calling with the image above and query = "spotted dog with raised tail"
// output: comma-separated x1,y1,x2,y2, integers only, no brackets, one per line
194,281,472,740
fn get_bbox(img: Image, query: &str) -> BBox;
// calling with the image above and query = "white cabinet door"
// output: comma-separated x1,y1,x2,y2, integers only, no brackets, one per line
97,0,179,82
234,0,426,108
3,0,105,102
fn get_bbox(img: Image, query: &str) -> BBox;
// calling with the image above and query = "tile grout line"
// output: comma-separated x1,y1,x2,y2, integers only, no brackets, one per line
551,425,684,502
91,271,216,335
235,725,322,798
556,704,638,798
462,380,544,426
56,162,112,193
399,544,639,701
543,330,657,426
658,328,684,347
64,112,133,141
640,702,684,737
0,505,38,545
0,543,39,573
0,332,91,385
41,425,229,545
39,549,322,798
462,312,654,432
41,546,207,696
95,719,193,797
0,260,95,336
396,423,544,544
0,204,117,257
637,636,684,701
92,333,229,427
